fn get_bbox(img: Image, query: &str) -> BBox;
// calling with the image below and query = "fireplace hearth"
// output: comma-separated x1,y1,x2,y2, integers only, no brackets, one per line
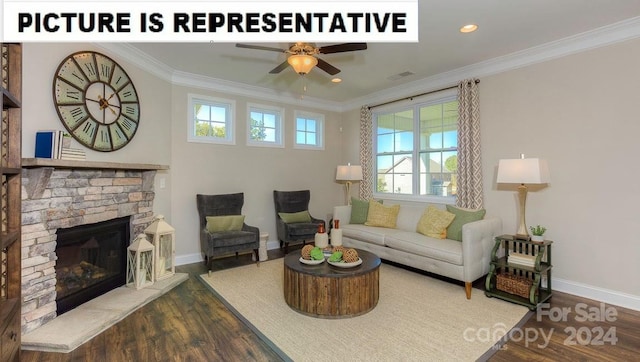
55,216,130,315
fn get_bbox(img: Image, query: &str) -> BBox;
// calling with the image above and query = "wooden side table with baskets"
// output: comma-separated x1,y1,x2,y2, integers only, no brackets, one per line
485,234,553,310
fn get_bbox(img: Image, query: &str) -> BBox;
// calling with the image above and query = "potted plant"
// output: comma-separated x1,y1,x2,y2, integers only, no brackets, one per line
529,225,547,242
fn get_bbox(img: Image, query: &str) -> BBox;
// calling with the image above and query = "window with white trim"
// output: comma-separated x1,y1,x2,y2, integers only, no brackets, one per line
374,94,458,200
187,94,235,145
247,103,284,147
294,111,324,150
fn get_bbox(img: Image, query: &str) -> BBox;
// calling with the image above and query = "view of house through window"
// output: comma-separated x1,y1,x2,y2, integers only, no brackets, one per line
374,96,458,198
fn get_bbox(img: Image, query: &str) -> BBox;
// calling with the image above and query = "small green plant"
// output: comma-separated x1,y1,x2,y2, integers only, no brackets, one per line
529,225,547,236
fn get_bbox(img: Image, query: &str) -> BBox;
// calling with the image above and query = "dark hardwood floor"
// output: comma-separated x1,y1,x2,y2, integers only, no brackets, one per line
22,245,640,361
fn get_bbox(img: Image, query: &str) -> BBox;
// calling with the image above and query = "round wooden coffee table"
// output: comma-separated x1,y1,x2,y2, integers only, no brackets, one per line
283,249,380,318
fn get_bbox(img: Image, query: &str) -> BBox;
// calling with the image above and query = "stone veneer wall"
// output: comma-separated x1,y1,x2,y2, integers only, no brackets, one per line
20,167,156,334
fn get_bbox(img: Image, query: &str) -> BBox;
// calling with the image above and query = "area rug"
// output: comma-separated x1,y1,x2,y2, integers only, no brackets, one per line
200,259,530,361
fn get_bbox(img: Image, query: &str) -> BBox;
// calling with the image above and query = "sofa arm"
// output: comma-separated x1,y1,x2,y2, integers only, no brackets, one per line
333,205,352,226
461,217,502,282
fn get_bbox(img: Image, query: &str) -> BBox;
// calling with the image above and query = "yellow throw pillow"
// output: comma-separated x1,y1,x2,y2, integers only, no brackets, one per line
206,215,245,233
365,200,400,228
416,206,456,239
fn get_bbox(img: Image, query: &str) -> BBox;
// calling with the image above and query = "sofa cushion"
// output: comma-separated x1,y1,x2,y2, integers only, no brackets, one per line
278,210,311,223
341,224,387,246
384,231,463,265
416,206,455,239
365,201,400,228
350,198,383,224
206,215,245,233
446,205,486,242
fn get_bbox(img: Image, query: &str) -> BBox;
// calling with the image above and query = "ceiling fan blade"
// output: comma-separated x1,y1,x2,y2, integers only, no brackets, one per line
318,43,367,54
236,43,287,53
316,58,341,75
269,60,290,74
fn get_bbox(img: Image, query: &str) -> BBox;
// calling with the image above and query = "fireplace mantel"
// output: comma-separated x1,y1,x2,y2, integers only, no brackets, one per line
22,158,169,171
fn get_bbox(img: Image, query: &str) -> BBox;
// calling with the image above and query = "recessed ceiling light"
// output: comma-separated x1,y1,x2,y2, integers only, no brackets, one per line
331,78,342,83
460,24,478,33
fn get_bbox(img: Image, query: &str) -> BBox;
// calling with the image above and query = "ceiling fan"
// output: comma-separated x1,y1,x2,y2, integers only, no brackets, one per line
235,42,367,76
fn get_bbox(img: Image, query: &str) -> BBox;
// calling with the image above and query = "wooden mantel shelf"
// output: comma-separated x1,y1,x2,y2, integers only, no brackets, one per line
22,158,169,171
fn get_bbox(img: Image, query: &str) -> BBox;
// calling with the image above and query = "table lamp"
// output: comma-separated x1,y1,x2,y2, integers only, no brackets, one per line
336,163,363,205
496,154,550,240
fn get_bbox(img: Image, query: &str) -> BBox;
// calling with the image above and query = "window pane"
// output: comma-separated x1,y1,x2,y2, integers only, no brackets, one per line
377,133,393,153
296,131,305,144
396,131,413,152
374,96,457,197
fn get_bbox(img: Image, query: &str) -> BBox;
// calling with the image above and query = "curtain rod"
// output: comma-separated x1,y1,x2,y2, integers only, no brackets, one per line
368,79,480,110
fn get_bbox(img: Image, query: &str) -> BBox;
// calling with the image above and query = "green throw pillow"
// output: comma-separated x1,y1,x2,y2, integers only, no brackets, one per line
278,210,311,223
206,215,245,233
445,205,486,242
350,197,383,224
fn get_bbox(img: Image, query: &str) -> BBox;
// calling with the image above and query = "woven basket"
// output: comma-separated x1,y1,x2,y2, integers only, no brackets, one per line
496,273,533,298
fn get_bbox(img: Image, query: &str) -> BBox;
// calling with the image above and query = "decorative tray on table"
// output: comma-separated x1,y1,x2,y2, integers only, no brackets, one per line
299,257,325,265
328,258,363,268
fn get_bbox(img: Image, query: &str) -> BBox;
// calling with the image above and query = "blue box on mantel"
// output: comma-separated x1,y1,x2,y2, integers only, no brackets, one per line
34,131,55,158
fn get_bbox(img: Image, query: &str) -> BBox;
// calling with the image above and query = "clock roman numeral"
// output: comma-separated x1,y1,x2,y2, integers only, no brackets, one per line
123,91,132,98
72,72,85,83
124,106,135,115
70,107,84,120
83,122,95,137
84,63,96,76
67,90,81,100
114,76,123,86
100,64,111,77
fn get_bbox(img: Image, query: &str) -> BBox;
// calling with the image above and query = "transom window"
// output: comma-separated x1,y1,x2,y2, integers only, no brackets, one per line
187,94,235,145
247,103,284,147
294,111,324,150
374,94,458,200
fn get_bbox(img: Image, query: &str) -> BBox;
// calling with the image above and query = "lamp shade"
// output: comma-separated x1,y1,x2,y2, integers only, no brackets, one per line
287,54,318,74
336,164,363,181
497,158,550,184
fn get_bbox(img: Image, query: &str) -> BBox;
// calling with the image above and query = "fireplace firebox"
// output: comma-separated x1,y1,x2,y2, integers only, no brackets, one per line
55,216,130,315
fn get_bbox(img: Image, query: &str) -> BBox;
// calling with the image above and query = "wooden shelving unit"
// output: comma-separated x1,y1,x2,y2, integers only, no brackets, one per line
1,43,22,362
485,234,553,311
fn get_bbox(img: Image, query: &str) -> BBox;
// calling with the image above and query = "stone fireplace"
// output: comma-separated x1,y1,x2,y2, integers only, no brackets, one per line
20,159,167,334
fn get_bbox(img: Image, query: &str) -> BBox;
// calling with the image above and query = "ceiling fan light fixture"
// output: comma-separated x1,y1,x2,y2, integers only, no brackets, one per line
460,24,478,33
288,54,318,74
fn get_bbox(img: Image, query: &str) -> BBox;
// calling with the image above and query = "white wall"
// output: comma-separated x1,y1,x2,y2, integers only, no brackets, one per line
481,38,640,300
22,43,173,221
341,38,640,307
169,85,344,261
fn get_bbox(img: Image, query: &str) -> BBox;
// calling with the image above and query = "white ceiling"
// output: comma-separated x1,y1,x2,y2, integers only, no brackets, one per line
126,1,640,106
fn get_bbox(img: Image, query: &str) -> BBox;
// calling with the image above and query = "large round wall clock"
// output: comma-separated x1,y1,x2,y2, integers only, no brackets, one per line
53,51,140,152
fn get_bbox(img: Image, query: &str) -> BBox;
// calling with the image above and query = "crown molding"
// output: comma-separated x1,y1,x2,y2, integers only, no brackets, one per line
342,16,640,111
97,16,640,113
94,43,174,82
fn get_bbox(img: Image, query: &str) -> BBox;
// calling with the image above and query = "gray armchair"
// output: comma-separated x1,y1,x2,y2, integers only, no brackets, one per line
273,190,325,254
196,193,260,271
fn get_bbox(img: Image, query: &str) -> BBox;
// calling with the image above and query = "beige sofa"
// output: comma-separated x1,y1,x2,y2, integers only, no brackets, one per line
333,203,501,299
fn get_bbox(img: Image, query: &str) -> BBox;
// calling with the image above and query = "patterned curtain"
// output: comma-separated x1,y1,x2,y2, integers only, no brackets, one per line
456,79,483,209
359,106,373,200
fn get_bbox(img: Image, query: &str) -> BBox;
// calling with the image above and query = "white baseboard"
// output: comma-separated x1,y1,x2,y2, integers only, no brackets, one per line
553,277,640,312
175,240,282,266
176,253,203,266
